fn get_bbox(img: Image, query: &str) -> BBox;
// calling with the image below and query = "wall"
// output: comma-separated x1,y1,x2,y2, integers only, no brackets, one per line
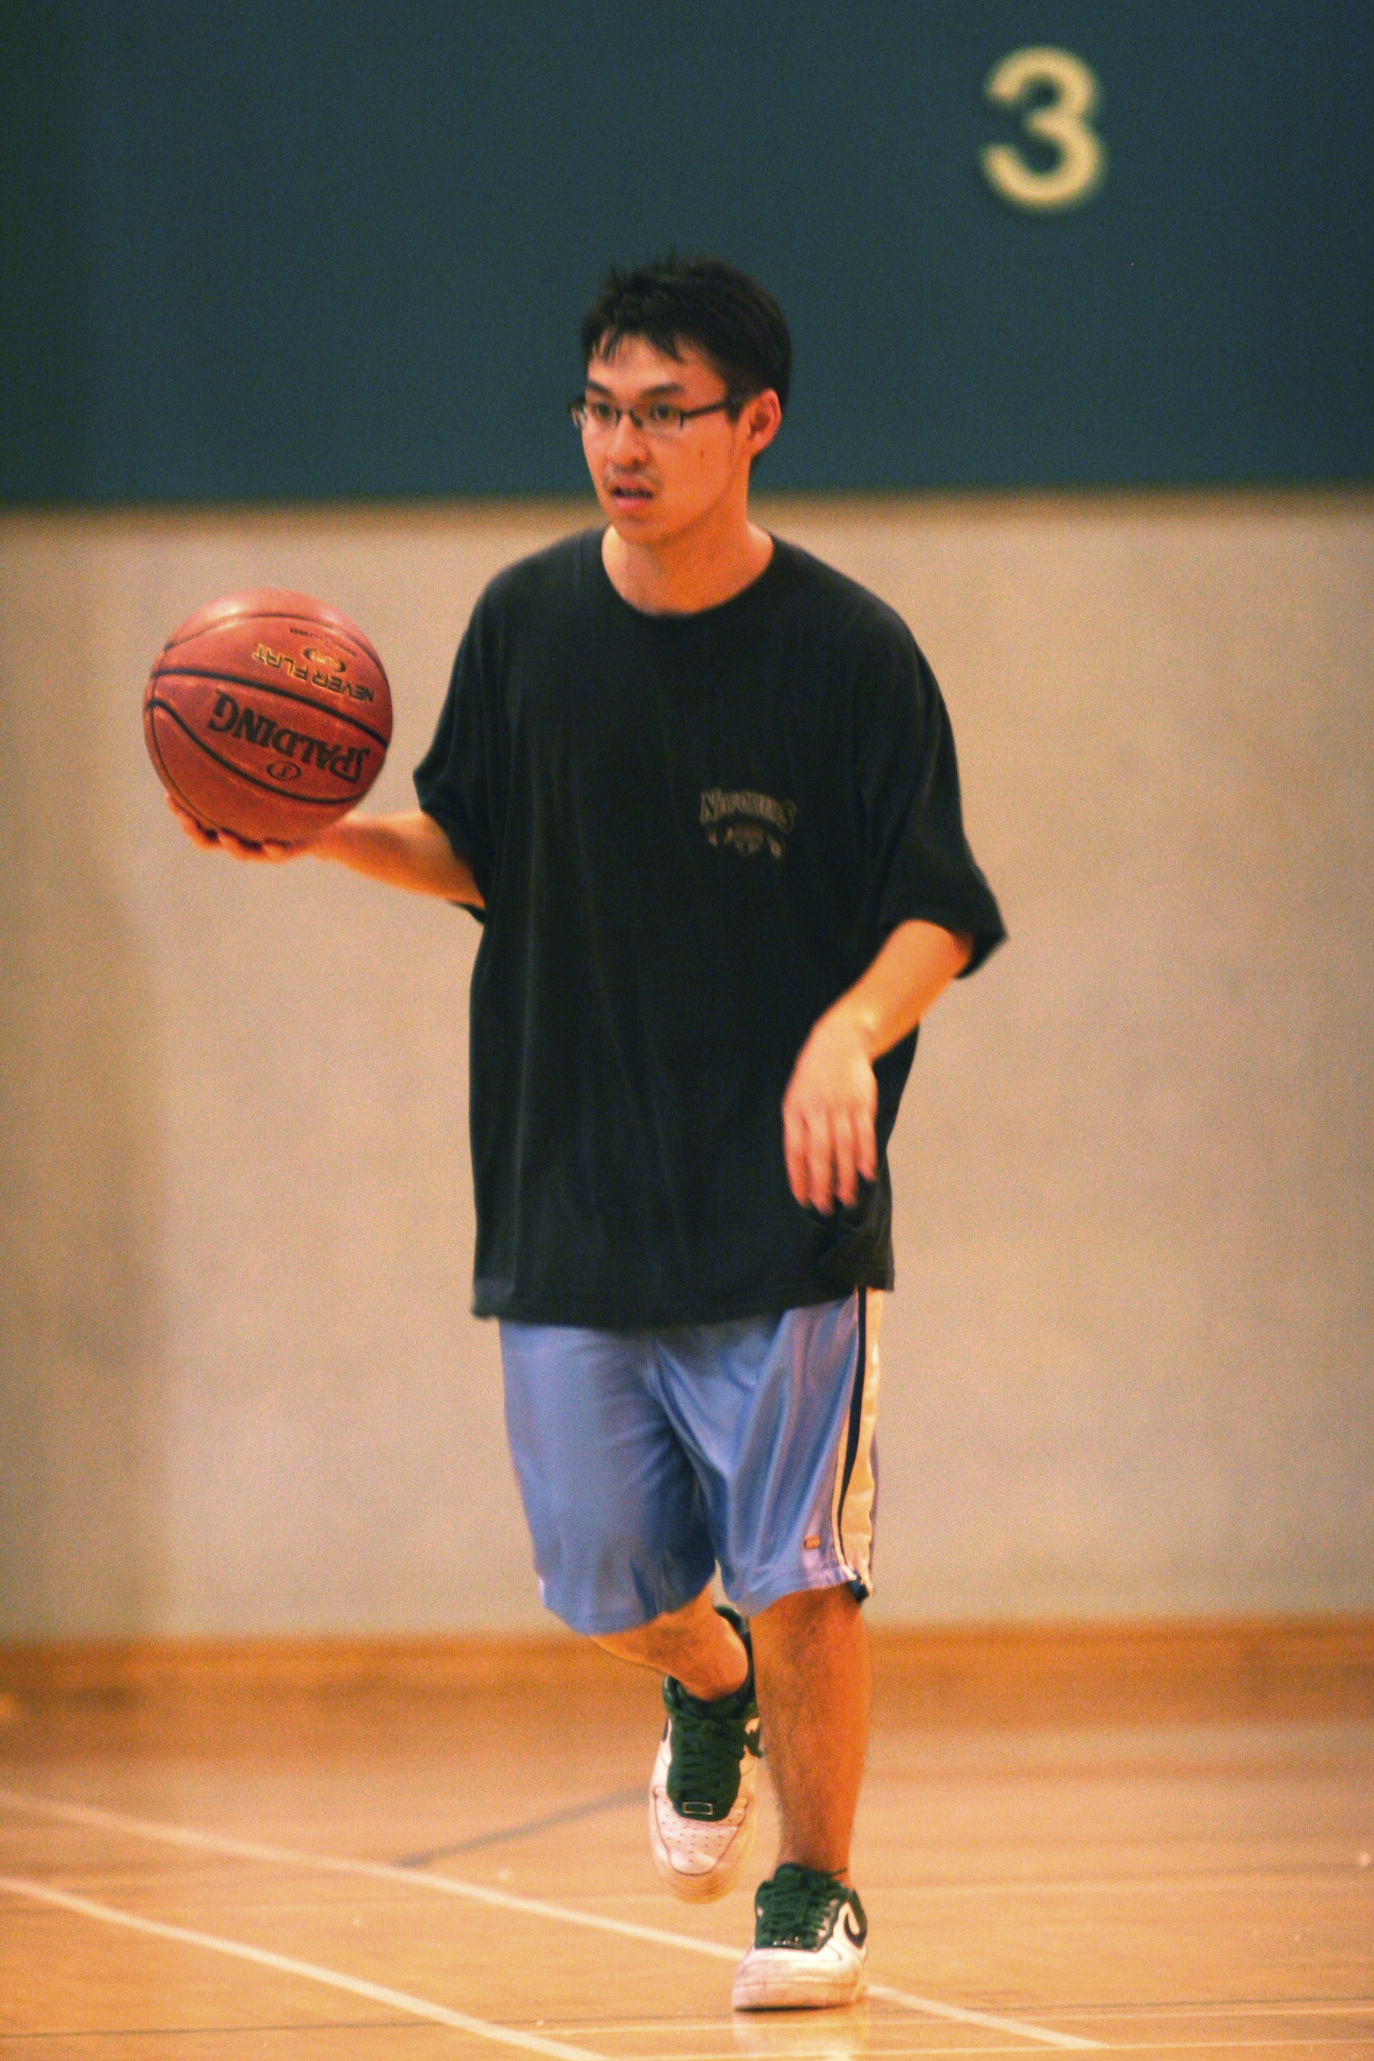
1,492,1370,1636
8,3,1372,500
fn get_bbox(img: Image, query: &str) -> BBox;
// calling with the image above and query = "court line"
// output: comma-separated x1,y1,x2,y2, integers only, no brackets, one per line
868,1868,1369,1898
0,1788,1100,2051
867,1984,1100,2048
396,1785,642,1866
1045,2044,1374,2055
1037,2000,1374,2023
0,1873,604,2061
560,2044,1374,2059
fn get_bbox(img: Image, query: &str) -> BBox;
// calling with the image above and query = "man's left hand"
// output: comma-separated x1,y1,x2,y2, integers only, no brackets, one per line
782,1008,877,1216
782,921,973,1217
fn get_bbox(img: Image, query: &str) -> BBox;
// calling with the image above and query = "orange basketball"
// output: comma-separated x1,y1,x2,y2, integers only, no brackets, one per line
144,590,393,842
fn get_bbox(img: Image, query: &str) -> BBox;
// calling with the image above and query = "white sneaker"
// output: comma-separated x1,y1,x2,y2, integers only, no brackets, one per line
649,1608,761,1902
732,1867,869,2011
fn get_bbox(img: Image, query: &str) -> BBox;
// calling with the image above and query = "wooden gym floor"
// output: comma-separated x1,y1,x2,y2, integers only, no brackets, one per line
0,1620,1370,2059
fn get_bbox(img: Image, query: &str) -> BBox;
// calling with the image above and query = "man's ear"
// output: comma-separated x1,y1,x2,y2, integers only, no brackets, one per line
746,390,783,455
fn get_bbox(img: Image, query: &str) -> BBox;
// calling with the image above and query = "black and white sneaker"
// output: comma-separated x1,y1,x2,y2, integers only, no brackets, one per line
648,1606,761,1902
732,1865,869,2010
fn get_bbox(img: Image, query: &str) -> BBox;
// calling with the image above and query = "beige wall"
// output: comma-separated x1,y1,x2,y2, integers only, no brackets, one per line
2,493,1370,1638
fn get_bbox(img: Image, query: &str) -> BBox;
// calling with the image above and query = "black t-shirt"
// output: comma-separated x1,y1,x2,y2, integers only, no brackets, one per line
415,529,1004,1327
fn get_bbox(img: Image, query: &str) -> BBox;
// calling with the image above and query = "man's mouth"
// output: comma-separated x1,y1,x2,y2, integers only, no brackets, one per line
607,478,654,506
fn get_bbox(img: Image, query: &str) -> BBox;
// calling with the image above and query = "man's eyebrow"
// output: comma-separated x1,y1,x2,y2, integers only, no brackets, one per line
583,378,690,398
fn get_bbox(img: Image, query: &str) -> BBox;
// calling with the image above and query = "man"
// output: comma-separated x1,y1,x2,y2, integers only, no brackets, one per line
174,257,1004,2011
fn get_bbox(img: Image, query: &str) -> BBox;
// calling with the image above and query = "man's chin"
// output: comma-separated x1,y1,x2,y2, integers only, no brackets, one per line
605,501,667,543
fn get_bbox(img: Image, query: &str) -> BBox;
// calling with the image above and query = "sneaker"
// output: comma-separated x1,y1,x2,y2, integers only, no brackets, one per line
732,1865,869,2011
649,1605,762,1902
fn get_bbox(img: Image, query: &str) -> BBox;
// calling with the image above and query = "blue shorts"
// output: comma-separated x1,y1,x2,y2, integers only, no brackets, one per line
499,1290,882,1634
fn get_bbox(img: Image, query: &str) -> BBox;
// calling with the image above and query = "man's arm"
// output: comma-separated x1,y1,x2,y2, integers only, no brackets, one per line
167,794,484,907
782,919,972,1216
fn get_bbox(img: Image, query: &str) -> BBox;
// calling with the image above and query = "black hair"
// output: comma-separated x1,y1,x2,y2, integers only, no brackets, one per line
579,256,791,415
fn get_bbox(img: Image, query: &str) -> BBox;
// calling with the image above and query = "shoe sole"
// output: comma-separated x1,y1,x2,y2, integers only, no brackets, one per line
731,1963,868,2011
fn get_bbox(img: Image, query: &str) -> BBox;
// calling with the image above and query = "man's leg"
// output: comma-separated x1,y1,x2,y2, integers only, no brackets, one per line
597,1580,868,1879
596,1585,762,1902
750,1582,869,1884
599,1577,872,2008
559,1573,872,1982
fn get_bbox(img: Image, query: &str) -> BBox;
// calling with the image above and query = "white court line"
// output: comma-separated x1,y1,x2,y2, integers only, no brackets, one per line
0,1788,1100,2051
0,1873,603,2061
866,1984,1099,2048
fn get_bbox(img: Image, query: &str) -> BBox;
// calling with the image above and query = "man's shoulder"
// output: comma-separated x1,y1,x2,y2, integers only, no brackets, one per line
770,538,919,658
476,527,602,622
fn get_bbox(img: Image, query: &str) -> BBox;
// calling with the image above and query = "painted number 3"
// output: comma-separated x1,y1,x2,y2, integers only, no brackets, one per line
980,47,1107,212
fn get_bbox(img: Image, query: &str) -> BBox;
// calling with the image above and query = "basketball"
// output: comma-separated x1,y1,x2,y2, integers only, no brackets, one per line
144,590,393,842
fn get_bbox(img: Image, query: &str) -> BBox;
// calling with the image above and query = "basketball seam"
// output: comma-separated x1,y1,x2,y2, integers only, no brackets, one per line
147,699,373,808
162,611,383,669
150,666,390,749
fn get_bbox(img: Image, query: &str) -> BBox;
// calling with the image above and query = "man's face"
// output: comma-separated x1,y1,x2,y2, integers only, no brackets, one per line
578,336,774,547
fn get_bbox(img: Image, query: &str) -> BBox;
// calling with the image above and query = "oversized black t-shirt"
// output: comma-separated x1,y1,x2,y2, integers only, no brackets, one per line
415,530,1004,1327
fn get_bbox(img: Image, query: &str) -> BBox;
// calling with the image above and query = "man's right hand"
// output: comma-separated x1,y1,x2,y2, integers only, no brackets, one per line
167,792,484,906
167,793,314,862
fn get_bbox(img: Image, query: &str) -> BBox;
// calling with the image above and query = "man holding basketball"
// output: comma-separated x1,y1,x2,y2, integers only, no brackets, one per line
175,258,1003,2010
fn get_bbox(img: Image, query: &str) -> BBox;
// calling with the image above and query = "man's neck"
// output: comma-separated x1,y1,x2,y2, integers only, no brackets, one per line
602,515,774,617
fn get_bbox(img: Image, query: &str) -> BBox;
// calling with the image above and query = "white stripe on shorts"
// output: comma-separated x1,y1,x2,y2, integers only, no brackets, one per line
829,1288,882,1597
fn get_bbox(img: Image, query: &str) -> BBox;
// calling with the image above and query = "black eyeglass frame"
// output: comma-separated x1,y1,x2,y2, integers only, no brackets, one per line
567,393,752,435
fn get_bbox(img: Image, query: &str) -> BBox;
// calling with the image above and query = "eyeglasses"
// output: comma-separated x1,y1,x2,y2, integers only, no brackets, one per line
568,394,749,440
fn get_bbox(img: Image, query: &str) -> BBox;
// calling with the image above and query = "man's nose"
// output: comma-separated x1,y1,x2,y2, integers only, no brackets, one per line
607,410,650,460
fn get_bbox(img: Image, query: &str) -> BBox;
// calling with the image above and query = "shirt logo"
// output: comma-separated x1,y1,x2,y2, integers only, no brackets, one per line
700,787,798,859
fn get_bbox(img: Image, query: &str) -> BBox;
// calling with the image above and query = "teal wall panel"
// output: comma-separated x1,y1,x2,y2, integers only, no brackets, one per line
4,1,1371,502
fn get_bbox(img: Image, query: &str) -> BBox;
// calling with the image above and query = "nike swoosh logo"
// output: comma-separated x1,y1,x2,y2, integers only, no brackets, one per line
841,1908,867,1947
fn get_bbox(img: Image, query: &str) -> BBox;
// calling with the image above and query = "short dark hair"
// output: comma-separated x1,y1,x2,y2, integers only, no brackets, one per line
580,256,791,414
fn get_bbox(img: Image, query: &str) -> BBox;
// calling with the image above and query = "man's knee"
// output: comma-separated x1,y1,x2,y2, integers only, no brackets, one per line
754,1582,862,1631
593,1588,750,1702
591,1596,690,1660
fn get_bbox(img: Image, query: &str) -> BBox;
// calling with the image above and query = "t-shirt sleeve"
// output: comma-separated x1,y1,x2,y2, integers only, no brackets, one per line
413,598,501,914
856,620,1006,975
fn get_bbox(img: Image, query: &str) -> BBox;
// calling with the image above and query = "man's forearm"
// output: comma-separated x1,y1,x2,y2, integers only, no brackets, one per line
827,920,973,1060
311,809,484,905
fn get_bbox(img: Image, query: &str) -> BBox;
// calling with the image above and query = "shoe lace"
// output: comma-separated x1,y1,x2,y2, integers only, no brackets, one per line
754,1865,846,1949
670,1691,760,1814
